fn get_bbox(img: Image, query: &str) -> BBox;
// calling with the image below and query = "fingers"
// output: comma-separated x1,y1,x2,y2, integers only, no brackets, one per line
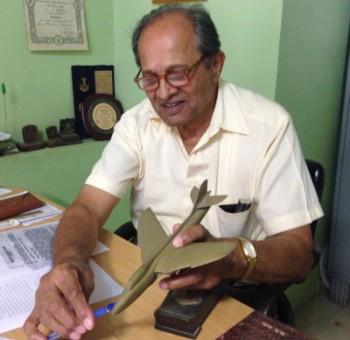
24,312,76,340
38,313,76,339
159,265,222,290
24,312,47,340
37,274,79,335
172,224,213,247
24,261,95,339
70,260,95,298
51,263,93,326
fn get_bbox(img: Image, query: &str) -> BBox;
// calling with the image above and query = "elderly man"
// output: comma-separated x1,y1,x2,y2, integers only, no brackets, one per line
24,4,323,339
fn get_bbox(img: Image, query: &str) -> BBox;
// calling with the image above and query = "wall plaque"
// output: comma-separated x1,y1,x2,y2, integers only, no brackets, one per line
71,65,117,138
82,94,123,141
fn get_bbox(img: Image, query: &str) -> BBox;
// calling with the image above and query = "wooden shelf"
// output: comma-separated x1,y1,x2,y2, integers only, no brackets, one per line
152,0,206,4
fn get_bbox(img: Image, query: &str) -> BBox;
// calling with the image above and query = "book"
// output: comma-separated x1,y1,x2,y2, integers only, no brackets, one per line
217,310,313,340
0,192,45,221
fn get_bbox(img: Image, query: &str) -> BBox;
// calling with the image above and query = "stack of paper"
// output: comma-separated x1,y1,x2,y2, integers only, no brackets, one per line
0,222,123,334
0,197,62,231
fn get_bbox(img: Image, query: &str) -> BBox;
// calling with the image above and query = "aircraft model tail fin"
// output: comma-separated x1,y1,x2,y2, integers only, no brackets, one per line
190,185,199,204
191,180,226,209
195,179,208,205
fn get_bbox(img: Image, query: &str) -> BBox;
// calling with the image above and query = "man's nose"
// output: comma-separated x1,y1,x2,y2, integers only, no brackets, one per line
156,78,177,100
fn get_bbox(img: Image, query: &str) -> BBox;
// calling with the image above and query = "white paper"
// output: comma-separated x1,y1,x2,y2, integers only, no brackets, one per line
0,223,121,333
0,188,11,197
0,222,108,279
0,132,11,141
20,204,62,226
89,260,124,304
0,222,58,278
0,191,27,201
0,219,20,231
0,260,122,334
0,203,62,231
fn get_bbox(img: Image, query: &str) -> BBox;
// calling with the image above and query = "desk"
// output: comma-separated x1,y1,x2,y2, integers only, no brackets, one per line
1,191,253,339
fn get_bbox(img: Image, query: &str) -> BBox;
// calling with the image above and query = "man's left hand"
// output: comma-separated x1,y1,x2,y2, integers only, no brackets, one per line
158,224,246,290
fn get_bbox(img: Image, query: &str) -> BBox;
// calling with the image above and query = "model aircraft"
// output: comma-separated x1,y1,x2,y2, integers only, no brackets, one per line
112,180,238,314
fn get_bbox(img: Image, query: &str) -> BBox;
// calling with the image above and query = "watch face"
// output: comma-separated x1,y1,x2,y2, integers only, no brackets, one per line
245,241,257,258
82,94,123,140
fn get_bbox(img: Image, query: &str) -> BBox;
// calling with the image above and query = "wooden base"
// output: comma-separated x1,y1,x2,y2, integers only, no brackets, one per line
154,286,223,338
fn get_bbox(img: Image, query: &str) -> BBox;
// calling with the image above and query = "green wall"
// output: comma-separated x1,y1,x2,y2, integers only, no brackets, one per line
0,0,129,230
0,0,114,141
114,0,283,109
0,140,131,230
276,0,350,307
0,0,349,308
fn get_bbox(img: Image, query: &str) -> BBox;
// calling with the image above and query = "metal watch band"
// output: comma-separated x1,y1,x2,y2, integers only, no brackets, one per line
237,237,257,281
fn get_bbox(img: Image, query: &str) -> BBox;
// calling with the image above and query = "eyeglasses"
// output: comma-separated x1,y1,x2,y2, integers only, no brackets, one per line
134,55,205,91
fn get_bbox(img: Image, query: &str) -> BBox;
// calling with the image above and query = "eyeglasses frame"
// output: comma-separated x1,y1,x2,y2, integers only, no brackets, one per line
133,55,206,91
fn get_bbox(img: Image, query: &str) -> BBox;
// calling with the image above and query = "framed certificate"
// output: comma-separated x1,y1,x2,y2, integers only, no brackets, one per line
82,94,123,140
24,0,89,51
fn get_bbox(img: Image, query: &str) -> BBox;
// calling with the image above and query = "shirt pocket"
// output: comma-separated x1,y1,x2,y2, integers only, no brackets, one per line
216,202,252,237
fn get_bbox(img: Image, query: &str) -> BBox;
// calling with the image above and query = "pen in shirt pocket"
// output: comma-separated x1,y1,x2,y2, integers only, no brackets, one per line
236,199,251,212
220,199,251,213
45,303,116,340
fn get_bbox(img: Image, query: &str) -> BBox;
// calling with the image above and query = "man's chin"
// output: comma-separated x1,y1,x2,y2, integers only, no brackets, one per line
162,116,190,128
158,111,189,127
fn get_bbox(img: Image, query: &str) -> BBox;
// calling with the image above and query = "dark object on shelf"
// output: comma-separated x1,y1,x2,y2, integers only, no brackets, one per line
46,126,63,147
0,139,16,156
81,94,123,140
0,192,45,221
71,65,116,139
216,310,312,340
16,125,46,152
46,121,81,147
59,118,81,145
154,286,223,338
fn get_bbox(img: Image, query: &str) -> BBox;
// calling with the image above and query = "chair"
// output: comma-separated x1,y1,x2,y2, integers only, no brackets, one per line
114,159,325,326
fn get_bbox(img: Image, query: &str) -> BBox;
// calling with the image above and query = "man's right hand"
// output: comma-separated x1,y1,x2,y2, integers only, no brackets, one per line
24,260,95,340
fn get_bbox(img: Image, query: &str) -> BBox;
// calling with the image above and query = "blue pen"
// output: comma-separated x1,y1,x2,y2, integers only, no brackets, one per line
47,303,116,340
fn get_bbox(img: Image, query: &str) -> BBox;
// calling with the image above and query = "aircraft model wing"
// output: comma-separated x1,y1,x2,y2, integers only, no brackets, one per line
155,240,238,274
138,208,169,263
111,180,231,315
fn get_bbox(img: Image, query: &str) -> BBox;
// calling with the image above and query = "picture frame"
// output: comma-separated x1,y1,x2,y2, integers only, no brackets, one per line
23,0,89,51
152,0,206,4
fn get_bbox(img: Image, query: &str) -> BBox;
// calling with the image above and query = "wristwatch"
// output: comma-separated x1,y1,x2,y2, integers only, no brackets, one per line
236,237,257,281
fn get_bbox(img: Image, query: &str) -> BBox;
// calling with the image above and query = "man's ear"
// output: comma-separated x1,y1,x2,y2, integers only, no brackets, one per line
211,51,225,82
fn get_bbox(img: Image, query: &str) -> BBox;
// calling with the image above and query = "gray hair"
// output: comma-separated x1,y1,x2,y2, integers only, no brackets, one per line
132,4,221,67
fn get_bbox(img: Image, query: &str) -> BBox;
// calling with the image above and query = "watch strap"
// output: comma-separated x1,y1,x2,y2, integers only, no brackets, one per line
236,237,257,281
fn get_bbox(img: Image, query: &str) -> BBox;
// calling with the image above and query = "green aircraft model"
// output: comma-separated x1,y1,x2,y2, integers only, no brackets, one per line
112,180,238,314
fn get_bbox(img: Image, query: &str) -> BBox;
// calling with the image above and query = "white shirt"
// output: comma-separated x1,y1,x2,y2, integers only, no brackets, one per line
85,80,323,240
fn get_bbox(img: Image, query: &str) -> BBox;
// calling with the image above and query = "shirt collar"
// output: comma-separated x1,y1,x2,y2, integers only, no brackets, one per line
208,80,250,136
